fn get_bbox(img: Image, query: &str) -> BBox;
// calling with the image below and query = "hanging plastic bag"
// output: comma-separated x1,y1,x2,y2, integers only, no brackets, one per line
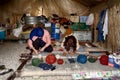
86,13,94,25
12,23,23,37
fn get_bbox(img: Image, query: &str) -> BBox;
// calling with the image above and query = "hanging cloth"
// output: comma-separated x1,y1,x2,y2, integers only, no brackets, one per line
103,9,108,40
97,10,106,42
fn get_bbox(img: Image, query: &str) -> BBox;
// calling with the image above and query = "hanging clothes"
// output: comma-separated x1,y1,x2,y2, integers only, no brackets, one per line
103,9,108,40
97,10,106,42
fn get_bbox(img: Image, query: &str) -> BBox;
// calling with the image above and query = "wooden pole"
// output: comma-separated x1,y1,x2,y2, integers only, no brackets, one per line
7,49,33,80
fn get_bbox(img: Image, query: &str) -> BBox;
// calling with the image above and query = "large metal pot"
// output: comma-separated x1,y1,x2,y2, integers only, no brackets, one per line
24,16,39,25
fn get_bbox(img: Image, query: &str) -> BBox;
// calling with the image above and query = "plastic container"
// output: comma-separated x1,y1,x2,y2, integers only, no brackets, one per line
51,23,60,40
0,29,6,40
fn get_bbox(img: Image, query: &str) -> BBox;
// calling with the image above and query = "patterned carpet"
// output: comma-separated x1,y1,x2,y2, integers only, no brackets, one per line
0,41,120,80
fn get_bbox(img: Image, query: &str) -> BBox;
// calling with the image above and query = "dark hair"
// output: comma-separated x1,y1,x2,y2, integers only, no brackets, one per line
63,35,77,52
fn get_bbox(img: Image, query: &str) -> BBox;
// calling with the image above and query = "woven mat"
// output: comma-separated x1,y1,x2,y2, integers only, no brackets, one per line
18,46,120,79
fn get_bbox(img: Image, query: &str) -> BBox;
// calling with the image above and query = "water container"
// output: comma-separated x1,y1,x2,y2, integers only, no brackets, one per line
0,29,6,40
51,23,60,40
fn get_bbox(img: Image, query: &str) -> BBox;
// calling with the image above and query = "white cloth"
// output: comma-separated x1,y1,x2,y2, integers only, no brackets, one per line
60,26,66,34
86,13,94,25
103,10,108,40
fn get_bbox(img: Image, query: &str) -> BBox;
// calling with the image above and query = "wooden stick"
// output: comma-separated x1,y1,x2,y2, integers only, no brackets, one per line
7,50,33,80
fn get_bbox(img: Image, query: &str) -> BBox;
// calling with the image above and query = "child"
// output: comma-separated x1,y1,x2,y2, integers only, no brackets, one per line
27,22,53,54
61,34,80,55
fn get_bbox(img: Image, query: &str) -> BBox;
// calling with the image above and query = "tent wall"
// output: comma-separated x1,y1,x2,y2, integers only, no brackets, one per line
91,0,120,52
90,3,108,43
0,0,89,24
107,0,120,52
1,0,120,52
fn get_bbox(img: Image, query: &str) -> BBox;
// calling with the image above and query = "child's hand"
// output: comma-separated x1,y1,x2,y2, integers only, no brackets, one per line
62,51,69,56
68,50,76,54
39,47,44,52
33,49,38,54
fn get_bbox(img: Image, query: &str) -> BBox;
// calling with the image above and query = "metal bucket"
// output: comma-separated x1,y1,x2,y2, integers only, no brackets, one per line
24,16,39,25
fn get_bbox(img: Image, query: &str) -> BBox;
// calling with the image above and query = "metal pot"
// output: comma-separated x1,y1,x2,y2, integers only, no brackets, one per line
24,16,39,25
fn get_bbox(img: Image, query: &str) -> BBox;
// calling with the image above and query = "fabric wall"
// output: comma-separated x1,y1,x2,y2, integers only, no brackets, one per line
91,0,120,52
108,0,120,52
0,0,89,23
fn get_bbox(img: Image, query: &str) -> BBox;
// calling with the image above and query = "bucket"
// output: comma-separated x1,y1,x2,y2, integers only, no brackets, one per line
51,23,60,40
0,30,6,40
